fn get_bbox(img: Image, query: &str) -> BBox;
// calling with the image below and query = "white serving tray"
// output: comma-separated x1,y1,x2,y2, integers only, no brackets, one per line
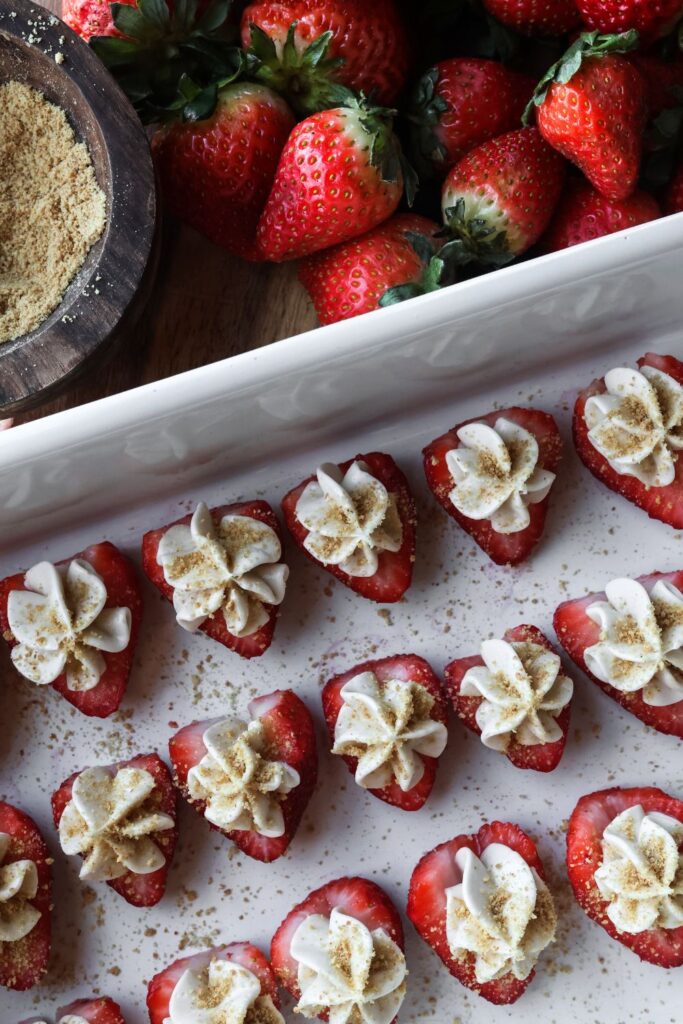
2,226,683,1023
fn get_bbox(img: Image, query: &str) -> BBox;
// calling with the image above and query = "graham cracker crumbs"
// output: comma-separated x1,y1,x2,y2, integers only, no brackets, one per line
0,81,106,344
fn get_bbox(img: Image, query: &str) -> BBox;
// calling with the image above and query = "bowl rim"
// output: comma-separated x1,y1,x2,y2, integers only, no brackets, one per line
0,0,157,415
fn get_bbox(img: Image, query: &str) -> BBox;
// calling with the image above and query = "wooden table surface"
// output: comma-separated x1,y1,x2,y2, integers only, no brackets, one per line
23,0,318,423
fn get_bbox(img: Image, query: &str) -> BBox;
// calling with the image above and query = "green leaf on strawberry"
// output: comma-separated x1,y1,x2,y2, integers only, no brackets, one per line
244,20,356,116
91,0,243,123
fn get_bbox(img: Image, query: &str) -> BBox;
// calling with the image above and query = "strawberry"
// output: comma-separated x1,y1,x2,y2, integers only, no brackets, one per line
298,213,439,324
440,127,565,266
58,998,126,1024
666,160,683,212
527,31,647,202
256,98,413,262
567,786,683,966
152,83,295,261
0,542,143,719
63,0,135,39
0,802,51,991
147,942,281,1024
445,624,573,771
408,59,534,180
553,569,683,739
481,0,580,35
423,407,562,565
241,0,411,107
142,500,288,659
576,0,683,43
407,822,556,1004
271,876,405,1011
322,654,448,810
169,689,317,862
540,177,660,252
52,752,178,907
281,452,417,602
631,54,683,117
573,351,683,528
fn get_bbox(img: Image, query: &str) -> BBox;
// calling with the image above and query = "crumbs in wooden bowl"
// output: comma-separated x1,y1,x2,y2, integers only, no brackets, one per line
0,80,107,345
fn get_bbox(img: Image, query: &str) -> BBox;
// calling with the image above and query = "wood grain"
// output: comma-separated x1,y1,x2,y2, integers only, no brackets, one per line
0,0,157,415
21,0,317,423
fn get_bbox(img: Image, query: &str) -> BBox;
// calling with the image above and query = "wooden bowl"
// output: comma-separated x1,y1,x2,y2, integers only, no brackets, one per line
0,0,158,415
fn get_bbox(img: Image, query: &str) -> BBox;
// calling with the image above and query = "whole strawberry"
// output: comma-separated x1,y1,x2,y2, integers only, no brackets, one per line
527,31,647,202
440,127,565,265
241,0,410,105
540,178,660,252
576,0,683,43
408,59,534,179
299,213,440,324
256,98,413,261
153,83,295,260
482,0,580,36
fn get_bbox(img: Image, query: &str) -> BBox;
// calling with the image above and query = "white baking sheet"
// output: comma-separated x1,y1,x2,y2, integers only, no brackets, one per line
2,334,683,1024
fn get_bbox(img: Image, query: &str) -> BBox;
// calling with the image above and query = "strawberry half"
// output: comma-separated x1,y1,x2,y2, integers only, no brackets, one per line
52,752,178,907
169,689,317,862
58,997,126,1024
407,822,555,1004
142,500,287,659
0,542,143,719
573,351,683,528
281,452,417,602
0,802,51,991
423,407,562,566
271,876,405,1010
147,942,281,1024
567,786,683,966
322,654,448,810
445,624,573,771
553,569,683,738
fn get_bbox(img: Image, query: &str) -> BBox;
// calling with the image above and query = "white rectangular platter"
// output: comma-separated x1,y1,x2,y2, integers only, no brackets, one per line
2,226,683,1024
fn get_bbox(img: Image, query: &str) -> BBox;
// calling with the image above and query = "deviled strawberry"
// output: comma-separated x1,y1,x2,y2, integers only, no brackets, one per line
574,352,683,527
423,408,562,565
169,689,317,862
147,943,283,1024
567,786,683,966
271,876,407,1023
142,500,288,659
322,654,448,810
0,802,51,990
554,570,683,739
281,453,416,602
0,542,142,718
20,997,127,1024
445,624,573,772
408,822,557,1004
52,753,178,907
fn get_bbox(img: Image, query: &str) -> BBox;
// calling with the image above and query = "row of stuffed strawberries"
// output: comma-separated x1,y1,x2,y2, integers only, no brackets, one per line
5,782,683,1022
1,348,682,1012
